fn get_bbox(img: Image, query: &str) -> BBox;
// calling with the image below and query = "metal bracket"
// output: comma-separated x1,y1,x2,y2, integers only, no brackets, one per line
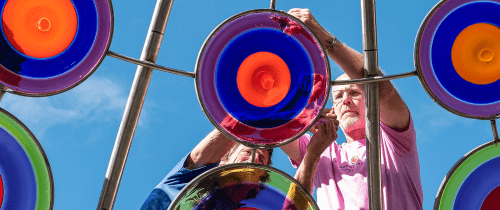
270,0,276,10
491,119,499,145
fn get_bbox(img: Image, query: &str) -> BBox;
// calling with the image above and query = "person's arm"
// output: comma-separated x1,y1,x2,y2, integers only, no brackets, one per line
282,112,339,210
185,129,236,169
288,8,410,130
295,111,339,193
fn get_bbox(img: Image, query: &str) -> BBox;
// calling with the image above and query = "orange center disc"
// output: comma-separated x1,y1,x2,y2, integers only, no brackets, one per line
2,0,78,58
451,23,500,84
237,51,291,107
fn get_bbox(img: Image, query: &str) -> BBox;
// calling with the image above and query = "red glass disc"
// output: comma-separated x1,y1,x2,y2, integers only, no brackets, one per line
2,0,77,58
236,51,291,107
481,185,500,210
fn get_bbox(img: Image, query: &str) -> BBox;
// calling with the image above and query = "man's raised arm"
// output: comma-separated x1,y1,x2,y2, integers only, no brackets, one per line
288,8,410,130
186,129,236,169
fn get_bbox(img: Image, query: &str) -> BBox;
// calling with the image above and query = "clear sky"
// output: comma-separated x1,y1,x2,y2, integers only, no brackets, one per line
1,0,496,209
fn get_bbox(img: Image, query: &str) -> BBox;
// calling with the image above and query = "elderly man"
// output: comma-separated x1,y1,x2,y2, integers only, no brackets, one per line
140,129,272,210
281,9,423,210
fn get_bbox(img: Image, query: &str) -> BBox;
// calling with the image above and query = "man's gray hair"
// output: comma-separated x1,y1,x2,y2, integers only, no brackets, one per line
221,143,274,165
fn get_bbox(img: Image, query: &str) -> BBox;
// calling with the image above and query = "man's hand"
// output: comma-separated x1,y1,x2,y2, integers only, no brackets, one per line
308,108,335,134
306,109,339,155
288,8,333,48
292,109,339,195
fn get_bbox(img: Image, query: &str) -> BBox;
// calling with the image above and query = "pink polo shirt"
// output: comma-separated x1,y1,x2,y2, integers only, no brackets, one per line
290,118,423,210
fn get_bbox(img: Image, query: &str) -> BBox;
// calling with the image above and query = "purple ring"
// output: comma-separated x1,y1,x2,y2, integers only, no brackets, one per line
416,0,500,118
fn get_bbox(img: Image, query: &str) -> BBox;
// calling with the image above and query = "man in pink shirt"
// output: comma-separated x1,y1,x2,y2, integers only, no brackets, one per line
282,9,424,209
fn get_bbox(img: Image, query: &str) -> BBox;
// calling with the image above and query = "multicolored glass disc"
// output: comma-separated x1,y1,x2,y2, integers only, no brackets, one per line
0,0,113,96
168,163,319,210
415,0,500,119
195,9,330,147
435,141,500,210
0,107,53,209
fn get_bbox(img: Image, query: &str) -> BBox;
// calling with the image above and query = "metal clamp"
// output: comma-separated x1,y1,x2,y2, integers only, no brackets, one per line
491,119,499,145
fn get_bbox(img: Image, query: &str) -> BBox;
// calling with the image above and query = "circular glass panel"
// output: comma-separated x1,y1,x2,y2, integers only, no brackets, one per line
415,0,500,119
0,0,113,96
195,9,330,147
168,163,319,210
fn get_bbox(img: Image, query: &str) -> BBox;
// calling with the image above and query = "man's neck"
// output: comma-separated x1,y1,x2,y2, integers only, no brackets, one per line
344,128,366,144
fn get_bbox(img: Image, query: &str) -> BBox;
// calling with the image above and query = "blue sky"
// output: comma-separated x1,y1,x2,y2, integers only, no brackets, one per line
1,0,496,209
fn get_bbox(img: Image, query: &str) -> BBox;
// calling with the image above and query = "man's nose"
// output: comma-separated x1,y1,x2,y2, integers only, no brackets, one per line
342,94,352,105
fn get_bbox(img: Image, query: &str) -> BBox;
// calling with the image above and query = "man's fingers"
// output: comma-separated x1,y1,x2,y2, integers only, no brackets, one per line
317,121,327,135
334,119,340,127
320,112,337,120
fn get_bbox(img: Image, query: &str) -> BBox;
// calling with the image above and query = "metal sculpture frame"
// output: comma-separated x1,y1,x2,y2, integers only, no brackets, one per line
96,0,425,209
0,0,497,210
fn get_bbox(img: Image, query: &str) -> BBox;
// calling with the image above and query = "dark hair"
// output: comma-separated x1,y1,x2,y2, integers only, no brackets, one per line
221,143,274,166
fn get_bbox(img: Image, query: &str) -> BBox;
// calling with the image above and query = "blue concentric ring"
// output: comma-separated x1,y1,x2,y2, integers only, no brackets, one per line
0,127,37,209
454,156,500,210
216,28,313,128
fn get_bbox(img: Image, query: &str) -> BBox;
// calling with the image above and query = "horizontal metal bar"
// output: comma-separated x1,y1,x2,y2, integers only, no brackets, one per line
331,70,417,86
107,51,195,78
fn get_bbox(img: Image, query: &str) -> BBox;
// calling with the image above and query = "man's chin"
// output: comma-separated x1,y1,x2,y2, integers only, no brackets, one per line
341,118,364,132
341,117,358,128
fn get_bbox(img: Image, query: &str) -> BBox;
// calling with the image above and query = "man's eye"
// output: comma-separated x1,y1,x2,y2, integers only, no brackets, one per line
351,91,362,97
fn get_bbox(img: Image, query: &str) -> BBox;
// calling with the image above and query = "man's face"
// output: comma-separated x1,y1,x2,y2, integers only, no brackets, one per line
221,145,270,166
331,83,365,133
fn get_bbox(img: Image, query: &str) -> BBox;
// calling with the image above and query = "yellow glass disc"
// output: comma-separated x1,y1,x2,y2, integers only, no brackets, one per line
451,23,500,84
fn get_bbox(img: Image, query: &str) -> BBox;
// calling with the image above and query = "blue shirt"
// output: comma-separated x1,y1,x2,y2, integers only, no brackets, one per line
140,153,219,210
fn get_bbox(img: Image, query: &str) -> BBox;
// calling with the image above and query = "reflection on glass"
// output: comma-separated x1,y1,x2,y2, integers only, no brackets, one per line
170,165,318,210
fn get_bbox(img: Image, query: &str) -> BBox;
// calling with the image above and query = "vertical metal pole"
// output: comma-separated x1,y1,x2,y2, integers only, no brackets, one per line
361,0,382,209
270,0,276,10
251,148,256,163
96,0,174,209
